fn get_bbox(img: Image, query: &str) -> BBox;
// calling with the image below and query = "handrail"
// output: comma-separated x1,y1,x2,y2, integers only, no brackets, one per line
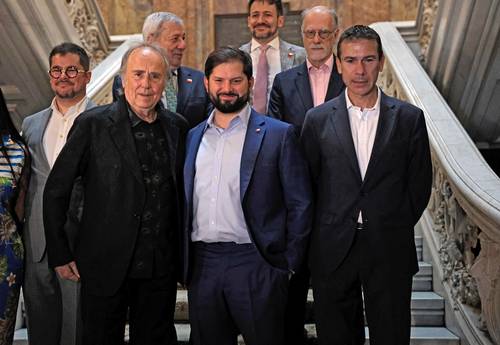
372,21,500,345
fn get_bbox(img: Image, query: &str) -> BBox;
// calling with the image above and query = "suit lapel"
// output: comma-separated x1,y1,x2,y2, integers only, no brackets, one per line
176,67,191,114
295,63,314,113
37,108,52,172
330,95,362,182
324,57,344,102
184,124,205,206
107,99,143,183
363,93,397,182
279,39,296,71
240,110,265,201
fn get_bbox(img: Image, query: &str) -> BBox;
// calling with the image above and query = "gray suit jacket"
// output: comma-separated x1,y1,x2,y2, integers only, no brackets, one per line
240,38,306,72
22,99,95,263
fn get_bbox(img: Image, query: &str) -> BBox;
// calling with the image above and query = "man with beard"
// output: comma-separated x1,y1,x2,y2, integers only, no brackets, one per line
183,46,312,345
240,0,305,113
22,42,94,345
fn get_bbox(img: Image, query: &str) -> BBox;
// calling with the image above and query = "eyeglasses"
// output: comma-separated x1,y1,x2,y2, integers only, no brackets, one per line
303,30,334,39
49,66,86,79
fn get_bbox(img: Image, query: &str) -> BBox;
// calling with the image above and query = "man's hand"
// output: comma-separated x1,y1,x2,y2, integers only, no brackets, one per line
55,261,80,282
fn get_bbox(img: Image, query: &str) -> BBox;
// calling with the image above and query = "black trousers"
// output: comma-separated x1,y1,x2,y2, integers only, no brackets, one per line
312,229,413,345
80,274,177,345
284,266,310,345
188,242,289,345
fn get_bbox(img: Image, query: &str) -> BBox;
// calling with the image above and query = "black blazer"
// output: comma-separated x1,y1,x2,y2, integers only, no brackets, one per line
43,96,188,296
268,59,344,129
301,91,432,278
112,66,212,128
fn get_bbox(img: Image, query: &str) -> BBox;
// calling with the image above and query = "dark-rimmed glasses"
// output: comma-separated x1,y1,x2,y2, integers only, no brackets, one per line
303,30,334,39
49,66,86,79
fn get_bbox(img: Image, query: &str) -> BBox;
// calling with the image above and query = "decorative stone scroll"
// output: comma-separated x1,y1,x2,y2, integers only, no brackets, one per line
419,0,439,64
64,0,110,67
378,61,500,344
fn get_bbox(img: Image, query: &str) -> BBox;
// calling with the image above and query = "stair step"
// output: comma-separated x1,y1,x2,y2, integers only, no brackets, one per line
414,262,432,291
415,236,423,261
175,324,459,345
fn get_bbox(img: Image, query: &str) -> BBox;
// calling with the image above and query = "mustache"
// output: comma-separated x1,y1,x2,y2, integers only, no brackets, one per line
217,92,239,98
254,24,271,29
56,80,74,85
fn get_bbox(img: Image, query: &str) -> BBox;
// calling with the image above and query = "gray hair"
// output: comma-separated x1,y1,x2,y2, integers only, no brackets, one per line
142,12,184,42
120,43,170,79
301,6,338,31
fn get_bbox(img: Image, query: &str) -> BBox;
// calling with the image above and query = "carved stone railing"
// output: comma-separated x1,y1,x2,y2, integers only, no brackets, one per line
373,22,500,345
86,34,142,105
64,0,110,67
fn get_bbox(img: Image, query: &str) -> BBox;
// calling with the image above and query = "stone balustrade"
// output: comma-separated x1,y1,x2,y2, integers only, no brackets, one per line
372,22,500,345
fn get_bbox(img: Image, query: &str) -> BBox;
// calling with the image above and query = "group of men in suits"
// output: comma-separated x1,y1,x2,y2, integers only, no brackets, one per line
20,1,432,345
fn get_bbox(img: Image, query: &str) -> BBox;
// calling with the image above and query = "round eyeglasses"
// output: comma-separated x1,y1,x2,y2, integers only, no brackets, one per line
49,66,86,79
302,30,334,39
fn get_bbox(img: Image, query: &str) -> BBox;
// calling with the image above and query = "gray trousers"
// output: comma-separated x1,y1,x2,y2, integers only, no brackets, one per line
23,253,82,345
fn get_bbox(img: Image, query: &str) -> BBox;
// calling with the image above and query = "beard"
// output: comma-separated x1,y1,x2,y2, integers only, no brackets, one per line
54,81,78,99
210,91,249,114
251,24,278,40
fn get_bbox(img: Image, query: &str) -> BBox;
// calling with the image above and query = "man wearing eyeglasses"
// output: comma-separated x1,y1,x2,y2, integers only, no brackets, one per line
240,0,305,114
21,42,94,345
267,6,344,345
268,6,344,130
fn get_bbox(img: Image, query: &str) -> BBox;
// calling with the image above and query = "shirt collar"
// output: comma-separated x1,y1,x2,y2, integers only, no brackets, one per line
50,96,88,117
204,103,251,132
127,103,159,127
250,36,280,53
345,87,381,113
306,54,334,72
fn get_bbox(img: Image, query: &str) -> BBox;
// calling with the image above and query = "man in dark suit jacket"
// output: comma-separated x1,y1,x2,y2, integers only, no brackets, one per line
268,6,344,129
267,7,344,345
44,43,188,345
183,47,312,345
301,26,432,345
112,12,211,128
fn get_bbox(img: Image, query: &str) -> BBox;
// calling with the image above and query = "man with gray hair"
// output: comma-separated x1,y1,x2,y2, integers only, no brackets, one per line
44,43,188,345
267,6,344,345
113,11,211,128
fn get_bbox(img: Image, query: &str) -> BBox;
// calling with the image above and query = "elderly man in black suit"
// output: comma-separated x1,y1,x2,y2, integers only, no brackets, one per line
267,6,344,345
113,12,211,128
301,25,432,345
44,43,188,345
268,6,344,130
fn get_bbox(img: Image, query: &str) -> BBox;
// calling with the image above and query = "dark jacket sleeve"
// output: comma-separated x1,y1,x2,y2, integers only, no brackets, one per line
43,115,91,268
267,74,284,120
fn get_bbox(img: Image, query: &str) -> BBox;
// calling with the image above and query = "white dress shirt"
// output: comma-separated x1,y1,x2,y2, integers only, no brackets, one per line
250,36,281,102
191,105,252,243
44,96,89,167
346,88,381,223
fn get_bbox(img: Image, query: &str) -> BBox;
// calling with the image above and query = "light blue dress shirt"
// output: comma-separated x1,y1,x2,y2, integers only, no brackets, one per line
191,104,252,243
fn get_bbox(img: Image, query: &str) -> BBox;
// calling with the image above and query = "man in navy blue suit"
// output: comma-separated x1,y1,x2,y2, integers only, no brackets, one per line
112,12,211,128
183,47,312,345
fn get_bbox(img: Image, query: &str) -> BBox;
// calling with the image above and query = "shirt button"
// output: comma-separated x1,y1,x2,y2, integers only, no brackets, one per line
211,221,215,225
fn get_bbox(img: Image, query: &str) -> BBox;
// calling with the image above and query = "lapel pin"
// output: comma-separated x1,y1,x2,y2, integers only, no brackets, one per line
288,52,294,58
256,128,261,133
186,78,193,83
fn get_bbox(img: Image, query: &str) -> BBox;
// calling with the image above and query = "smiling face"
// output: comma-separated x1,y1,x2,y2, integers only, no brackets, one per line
247,1,284,44
205,60,253,115
302,10,339,68
49,53,91,101
122,47,167,117
152,21,186,70
337,38,384,108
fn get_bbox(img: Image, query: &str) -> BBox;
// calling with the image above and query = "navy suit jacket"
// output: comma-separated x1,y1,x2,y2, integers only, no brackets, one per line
182,108,313,284
301,91,432,279
268,59,344,129
113,66,212,128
